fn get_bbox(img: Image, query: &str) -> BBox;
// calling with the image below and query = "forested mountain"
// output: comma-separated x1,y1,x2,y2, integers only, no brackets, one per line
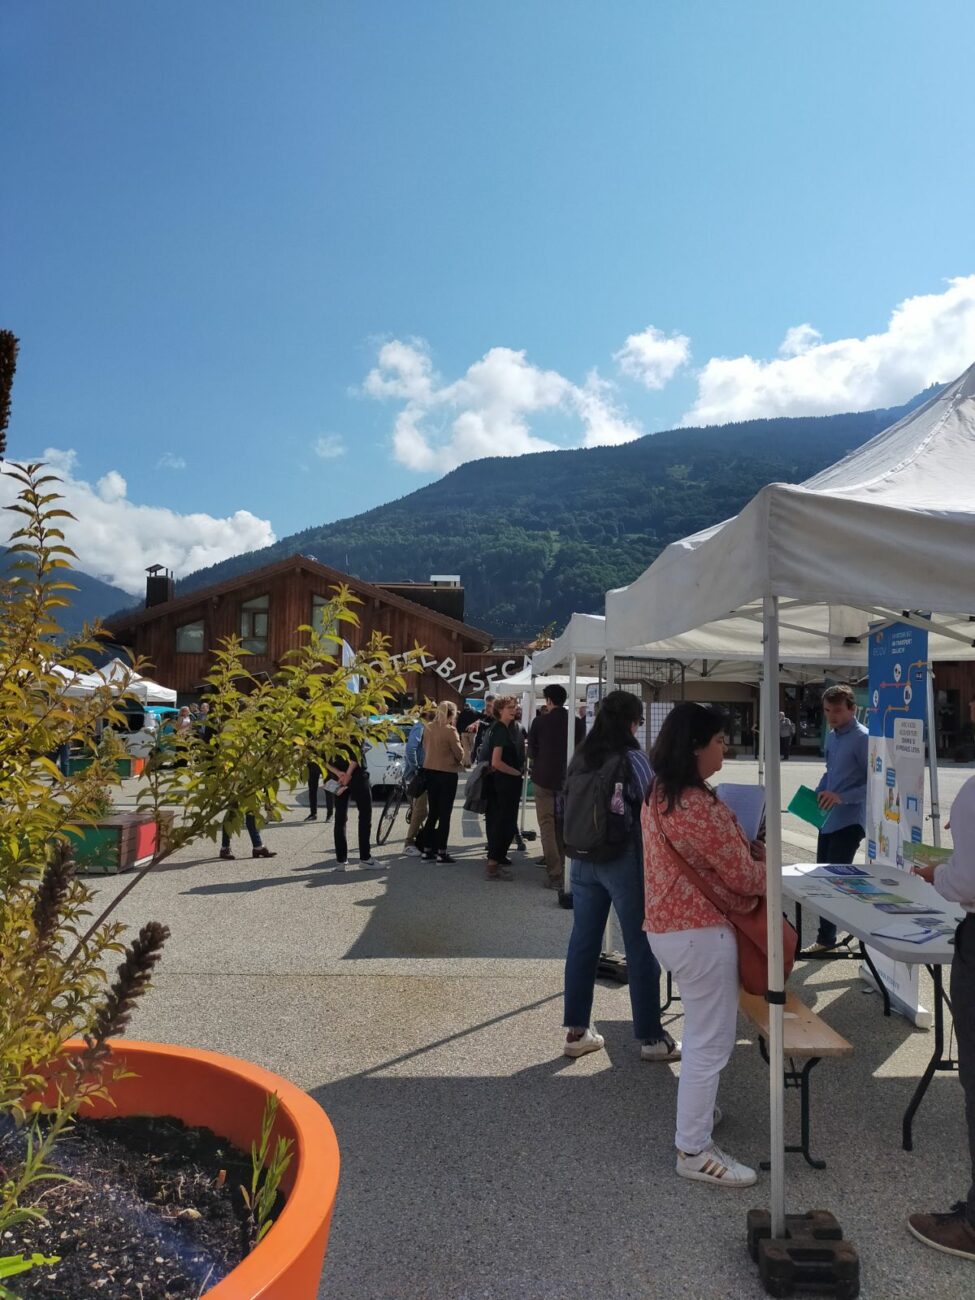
0,547,134,636
178,392,934,638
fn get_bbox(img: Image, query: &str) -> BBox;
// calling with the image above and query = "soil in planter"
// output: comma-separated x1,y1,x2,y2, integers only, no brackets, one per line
1,1114,285,1299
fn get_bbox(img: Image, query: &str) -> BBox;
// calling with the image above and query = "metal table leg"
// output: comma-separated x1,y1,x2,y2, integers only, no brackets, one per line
858,941,892,1017
902,965,957,1151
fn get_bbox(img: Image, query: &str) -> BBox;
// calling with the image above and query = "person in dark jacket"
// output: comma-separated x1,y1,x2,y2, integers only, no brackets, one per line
326,741,381,871
528,684,585,889
485,696,524,881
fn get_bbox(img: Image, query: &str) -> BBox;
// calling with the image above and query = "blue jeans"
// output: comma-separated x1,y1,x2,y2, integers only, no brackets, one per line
563,842,665,1041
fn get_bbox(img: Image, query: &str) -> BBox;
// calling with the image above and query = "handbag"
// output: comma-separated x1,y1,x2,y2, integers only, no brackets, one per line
650,801,797,997
463,760,490,815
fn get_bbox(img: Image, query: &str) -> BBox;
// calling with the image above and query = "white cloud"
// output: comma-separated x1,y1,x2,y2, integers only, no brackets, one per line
156,452,187,470
615,325,691,389
313,435,346,460
365,340,642,472
1,450,276,595
683,275,975,425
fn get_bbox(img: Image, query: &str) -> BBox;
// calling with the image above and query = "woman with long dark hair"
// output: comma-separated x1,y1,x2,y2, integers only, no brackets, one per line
643,702,766,1188
561,690,678,1062
484,696,524,880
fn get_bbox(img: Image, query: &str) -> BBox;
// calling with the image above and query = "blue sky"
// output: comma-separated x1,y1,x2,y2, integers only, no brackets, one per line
3,2,975,591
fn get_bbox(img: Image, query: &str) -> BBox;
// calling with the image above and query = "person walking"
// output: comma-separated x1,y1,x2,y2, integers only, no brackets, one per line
643,701,767,1188
484,696,524,880
778,711,795,760
404,706,435,857
305,760,335,823
219,812,275,860
805,684,869,954
908,773,975,1261
420,701,465,863
327,741,381,870
528,683,584,889
561,690,678,1064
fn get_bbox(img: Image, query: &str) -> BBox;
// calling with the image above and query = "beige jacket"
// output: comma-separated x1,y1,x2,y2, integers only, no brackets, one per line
422,721,465,773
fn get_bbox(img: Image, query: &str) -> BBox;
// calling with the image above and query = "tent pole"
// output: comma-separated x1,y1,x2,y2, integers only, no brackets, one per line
926,667,942,848
564,653,578,894
518,686,533,835
757,675,766,784
762,596,786,1239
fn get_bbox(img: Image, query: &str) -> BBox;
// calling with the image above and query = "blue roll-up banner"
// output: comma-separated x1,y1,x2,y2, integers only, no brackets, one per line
866,622,929,870
862,621,932,1027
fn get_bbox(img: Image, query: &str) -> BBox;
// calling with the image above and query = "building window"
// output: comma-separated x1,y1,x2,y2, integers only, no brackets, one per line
240,595,269,655
176,620,204,654
311,594,339,643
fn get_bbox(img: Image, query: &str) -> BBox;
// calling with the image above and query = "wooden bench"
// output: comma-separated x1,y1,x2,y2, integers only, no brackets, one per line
739,991,853,1169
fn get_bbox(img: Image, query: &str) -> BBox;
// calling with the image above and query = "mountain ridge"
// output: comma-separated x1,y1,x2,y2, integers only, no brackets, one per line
145,390,941,636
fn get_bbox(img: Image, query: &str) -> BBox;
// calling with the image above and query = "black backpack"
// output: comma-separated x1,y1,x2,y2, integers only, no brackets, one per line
562,749,634,863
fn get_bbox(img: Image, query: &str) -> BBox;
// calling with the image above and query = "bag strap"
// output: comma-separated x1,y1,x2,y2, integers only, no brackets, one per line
648,796,734,922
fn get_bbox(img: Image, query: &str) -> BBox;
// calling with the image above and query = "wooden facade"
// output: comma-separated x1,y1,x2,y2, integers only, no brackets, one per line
104,556,511,704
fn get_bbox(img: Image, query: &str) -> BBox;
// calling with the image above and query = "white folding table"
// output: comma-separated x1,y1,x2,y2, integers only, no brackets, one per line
782,862,963,1150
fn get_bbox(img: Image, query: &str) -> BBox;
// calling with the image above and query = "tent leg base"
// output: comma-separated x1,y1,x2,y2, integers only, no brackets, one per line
747,1211,860,1298
596,951,628,984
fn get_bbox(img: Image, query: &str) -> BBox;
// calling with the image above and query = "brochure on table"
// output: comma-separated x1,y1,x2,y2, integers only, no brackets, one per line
862,621,931,1025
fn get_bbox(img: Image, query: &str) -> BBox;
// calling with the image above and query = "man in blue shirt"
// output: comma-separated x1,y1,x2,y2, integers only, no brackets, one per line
806,683,869,953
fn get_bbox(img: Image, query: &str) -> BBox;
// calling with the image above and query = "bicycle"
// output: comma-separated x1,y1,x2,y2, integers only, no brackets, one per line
376,758,411,845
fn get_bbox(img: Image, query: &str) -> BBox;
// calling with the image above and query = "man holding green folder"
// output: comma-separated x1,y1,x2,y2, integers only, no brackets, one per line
805,683,869,954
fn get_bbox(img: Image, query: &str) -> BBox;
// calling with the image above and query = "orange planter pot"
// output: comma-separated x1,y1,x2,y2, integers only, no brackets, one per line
61,1040,340,1299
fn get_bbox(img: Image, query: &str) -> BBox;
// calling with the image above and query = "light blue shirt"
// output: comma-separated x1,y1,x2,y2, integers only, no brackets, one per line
404,720,425,779
815,718,869,834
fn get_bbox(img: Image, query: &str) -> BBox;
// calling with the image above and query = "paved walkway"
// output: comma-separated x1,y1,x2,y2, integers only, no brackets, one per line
94,759,975,1298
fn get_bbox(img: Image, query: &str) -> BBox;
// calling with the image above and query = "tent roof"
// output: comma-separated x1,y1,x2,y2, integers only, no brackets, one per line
532,613,607,675
606,363,975,657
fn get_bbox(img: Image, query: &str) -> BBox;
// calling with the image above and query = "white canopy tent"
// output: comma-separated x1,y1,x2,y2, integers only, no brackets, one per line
93,657,177,706
604,362,975,1237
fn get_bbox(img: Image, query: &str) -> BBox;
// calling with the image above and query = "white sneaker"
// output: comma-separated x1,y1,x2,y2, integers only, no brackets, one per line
404,845,421,857
335,861,349,871
676,1143,756,1187
641,1033,681,1062
359,858,383,869
563,1027,605,1058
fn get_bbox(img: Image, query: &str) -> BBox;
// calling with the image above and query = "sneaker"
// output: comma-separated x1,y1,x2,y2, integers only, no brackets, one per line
908,1203,975,1260
437,852,456,864
303,812,318,821
422,851,437,861
676,1143,757,1188
641,1033,681,1062
335,860,349,871
404,844,421,857
359,858,383,869
564,1027,605,1058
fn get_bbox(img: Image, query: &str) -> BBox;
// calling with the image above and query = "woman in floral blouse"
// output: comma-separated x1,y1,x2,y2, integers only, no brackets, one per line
643,702,767,1188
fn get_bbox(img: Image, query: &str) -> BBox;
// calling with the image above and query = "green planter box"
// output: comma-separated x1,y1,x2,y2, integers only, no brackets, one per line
66,755,133,779
69,812,171,875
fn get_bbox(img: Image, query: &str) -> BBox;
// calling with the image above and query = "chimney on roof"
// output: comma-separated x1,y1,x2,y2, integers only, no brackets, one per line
145,564,175,608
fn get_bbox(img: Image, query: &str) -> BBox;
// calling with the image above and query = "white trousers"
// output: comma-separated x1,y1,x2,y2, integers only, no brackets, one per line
649,925,739,1154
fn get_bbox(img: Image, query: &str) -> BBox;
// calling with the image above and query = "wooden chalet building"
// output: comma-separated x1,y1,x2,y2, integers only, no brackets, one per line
104,557,518,705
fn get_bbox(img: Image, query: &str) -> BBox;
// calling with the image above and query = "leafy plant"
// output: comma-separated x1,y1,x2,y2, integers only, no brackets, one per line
0,459,420,1247
240,1093,293,1247
0,1251,60,1299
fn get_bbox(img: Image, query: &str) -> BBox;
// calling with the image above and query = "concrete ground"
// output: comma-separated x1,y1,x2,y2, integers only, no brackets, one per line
92,758,975,1299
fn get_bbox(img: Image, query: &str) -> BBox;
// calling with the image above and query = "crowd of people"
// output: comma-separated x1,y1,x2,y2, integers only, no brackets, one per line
207,680,974,1251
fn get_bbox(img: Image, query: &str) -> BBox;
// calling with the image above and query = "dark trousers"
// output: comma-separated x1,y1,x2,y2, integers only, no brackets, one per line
954,914,975,1226
221,813,261,851
486,772,522,862
334,768,372,862
422,769,459,854
815,822,864,945
307,762,335,818
780,737,791,760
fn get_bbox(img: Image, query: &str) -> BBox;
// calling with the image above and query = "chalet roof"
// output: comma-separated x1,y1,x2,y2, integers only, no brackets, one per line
104,554,493,648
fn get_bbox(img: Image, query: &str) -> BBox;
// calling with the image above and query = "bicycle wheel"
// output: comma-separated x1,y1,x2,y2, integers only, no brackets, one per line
377,783,405,845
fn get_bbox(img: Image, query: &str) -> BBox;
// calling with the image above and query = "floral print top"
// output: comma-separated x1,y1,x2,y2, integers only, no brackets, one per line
641,786,767,934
